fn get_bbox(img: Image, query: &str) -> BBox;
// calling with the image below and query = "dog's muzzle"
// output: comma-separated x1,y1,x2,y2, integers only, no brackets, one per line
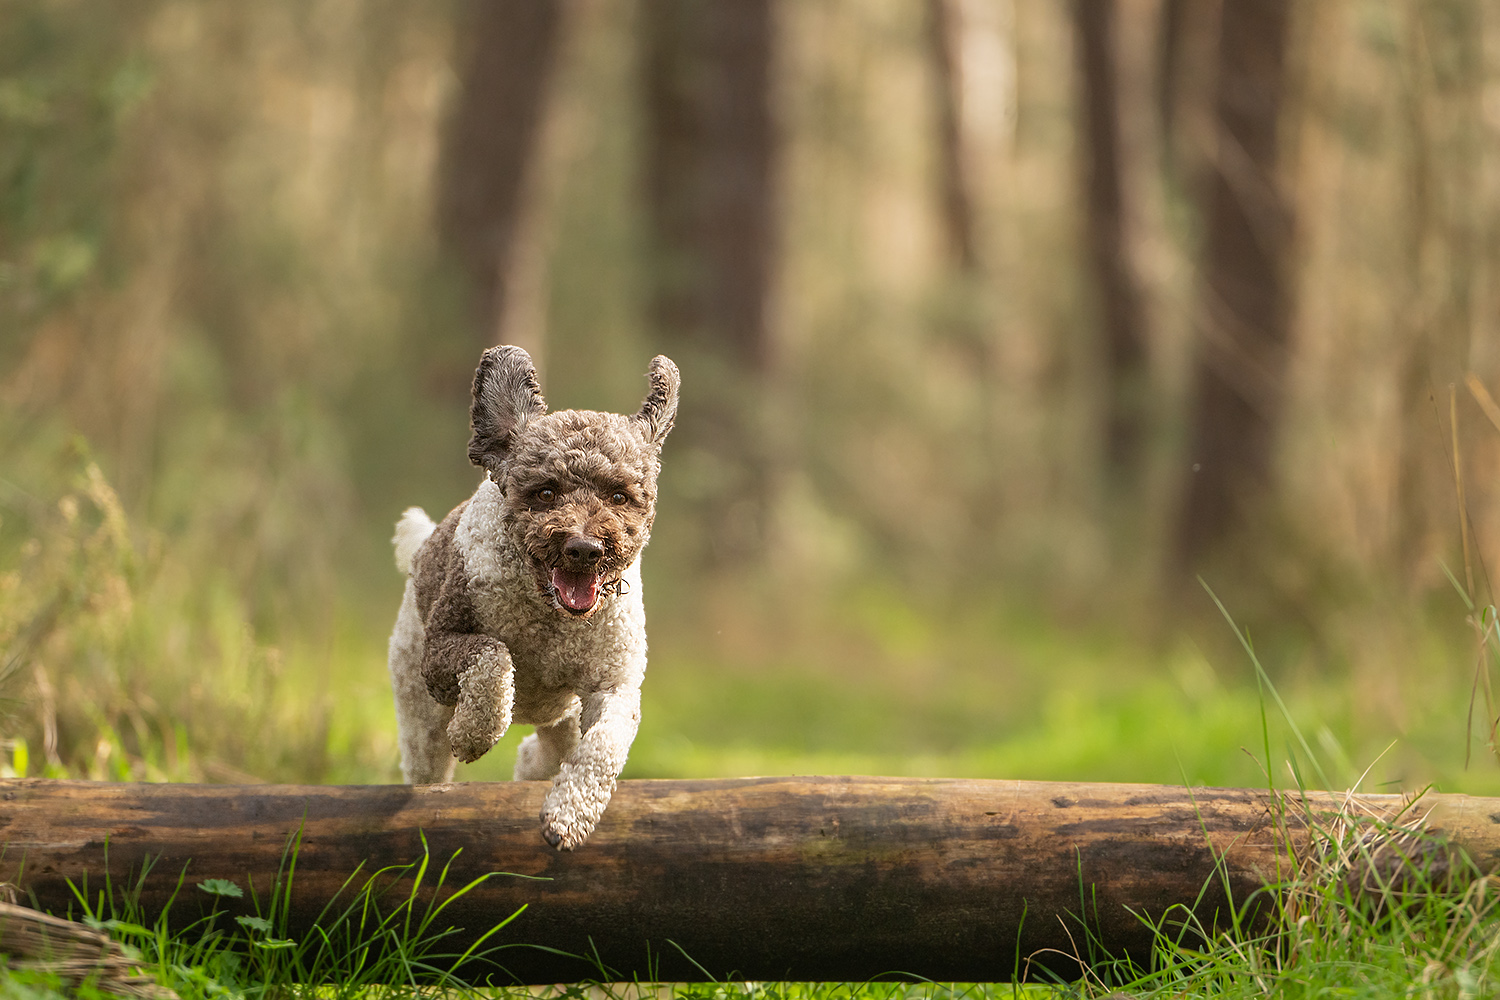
550,535,607,614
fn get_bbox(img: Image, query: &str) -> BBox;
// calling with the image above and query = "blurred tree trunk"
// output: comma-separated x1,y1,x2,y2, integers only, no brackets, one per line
1173,0,1294,576
1155,0,1220,188
1156,0,1186,158
1072,0,1149,485
927,0,978,273
435,0,564,358
641,0,777,566
1394,0,1483,587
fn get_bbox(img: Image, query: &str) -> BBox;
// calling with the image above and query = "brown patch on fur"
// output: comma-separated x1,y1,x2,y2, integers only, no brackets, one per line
469,346,547,479
410,501,497,706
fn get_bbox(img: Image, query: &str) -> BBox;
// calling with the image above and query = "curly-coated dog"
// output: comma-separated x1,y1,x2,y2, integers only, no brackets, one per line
387,345,679,849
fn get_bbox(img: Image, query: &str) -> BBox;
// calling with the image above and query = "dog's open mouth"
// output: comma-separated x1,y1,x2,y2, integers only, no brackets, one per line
550,567,603,614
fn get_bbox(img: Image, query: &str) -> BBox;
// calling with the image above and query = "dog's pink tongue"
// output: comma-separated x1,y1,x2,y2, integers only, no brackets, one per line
551,568,602,612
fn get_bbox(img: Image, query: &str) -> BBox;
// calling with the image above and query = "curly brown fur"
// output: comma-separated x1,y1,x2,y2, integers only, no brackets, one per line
387,346,678,850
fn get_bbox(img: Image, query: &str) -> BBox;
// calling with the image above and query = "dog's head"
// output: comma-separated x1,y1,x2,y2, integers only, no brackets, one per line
468,346,679,618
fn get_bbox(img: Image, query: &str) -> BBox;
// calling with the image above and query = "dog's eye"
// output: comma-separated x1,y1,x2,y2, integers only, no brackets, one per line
537,488,556,503
610,491,628,506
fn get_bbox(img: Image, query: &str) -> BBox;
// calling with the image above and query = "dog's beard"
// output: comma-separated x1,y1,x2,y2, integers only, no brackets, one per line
550,567,602,614
512,508,647,617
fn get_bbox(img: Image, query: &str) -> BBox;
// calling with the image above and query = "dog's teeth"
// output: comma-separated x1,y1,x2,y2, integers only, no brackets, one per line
550,567,602,612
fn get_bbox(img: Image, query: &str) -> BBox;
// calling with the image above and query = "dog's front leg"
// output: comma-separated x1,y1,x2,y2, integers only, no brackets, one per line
441,637,516,764
539,684,641,850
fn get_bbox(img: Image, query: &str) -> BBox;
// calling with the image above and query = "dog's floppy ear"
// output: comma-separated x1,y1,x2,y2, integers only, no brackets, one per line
633,355,680,445
469,346,547,476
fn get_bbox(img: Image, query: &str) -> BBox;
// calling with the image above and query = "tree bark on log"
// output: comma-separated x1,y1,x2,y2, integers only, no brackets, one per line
0,777,1494,984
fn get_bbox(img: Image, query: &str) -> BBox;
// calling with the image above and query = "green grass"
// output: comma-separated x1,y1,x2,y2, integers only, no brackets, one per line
44,833,534,1000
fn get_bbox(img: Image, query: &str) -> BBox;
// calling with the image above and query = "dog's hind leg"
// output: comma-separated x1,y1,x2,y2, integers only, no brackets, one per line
514,697,582,780
389,580,457,784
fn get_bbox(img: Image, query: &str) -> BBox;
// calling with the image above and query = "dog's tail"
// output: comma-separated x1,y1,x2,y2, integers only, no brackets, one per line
392,507,438,575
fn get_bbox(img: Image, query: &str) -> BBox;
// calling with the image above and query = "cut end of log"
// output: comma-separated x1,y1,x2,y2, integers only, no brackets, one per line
0,902,178,1000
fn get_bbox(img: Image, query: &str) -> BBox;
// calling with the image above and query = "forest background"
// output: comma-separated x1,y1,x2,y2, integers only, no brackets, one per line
3,0,1500,800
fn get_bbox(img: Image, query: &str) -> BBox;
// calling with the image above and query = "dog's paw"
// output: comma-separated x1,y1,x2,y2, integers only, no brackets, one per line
540,821,565,850
446,722,499,764
538,760,616,850
538,806,591,851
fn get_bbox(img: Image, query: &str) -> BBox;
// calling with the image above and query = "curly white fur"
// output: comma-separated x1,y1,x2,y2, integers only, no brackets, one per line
392,508,436,574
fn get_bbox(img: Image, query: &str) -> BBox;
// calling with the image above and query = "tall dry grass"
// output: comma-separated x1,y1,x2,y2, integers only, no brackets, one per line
0,445,394,782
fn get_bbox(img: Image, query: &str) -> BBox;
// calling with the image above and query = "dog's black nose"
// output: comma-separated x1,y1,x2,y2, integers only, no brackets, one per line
562,535,605,567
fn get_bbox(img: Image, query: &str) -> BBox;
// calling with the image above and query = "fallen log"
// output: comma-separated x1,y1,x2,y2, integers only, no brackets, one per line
0,777,1495,983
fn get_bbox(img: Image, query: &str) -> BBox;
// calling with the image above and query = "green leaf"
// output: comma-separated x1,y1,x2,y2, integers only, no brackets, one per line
234,915,273,934
84,916,149,936
197,878,243,898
